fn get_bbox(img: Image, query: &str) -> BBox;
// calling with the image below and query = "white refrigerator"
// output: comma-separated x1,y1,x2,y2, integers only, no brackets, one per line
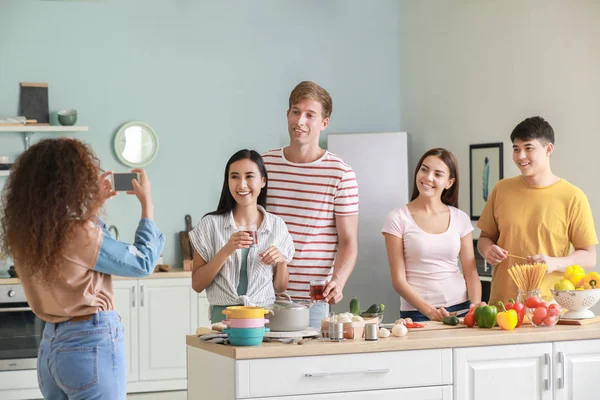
328,132,410,322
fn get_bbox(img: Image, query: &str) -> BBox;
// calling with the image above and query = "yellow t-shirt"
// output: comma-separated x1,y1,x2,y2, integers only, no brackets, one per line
477,176,597,306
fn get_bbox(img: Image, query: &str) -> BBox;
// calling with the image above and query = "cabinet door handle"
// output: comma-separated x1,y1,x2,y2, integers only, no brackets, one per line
544,353,553,391
558,351,565,389
132,286,136,308
305,368,390,378
140,285,144,307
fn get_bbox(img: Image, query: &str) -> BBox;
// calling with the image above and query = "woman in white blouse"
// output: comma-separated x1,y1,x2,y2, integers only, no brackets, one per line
190,150,294,323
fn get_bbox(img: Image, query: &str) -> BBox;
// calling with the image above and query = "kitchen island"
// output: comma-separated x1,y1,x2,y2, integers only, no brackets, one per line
186,323,600,400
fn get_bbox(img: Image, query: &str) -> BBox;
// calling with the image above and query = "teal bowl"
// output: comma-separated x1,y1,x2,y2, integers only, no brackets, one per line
58,109,77,126
223,327,269,346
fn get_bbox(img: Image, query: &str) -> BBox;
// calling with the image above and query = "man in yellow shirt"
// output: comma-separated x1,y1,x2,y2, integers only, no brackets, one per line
477,116,597,306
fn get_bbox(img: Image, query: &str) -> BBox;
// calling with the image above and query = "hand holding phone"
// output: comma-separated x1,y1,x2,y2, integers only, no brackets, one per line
111,172,141,192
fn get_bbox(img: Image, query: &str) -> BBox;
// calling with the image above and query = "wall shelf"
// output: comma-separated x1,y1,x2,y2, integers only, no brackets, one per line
0,126,89,150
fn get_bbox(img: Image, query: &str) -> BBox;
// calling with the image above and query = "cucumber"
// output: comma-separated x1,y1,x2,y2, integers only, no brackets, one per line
365,303,380,314
442,316,460,326
349,298,360,315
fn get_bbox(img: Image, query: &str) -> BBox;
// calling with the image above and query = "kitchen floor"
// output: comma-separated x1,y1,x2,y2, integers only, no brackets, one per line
127,391,186,399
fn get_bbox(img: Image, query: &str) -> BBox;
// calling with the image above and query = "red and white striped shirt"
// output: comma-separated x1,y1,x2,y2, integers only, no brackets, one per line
262,147,359,300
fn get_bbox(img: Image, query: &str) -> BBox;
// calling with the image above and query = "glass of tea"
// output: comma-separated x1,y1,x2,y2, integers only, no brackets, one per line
238,224,258,247
310,279,328,302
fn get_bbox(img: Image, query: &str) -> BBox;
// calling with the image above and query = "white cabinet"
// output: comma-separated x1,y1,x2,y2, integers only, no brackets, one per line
197,290,210,328
113,277,199,393
250,386,452,399
454,343,553,400
454,339,600,400
554,339,600,400
113,280,139,383
137,279,197,381
187,346,453,399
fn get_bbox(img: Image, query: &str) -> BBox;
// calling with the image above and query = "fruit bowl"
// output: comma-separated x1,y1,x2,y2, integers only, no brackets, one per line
525,303,562,327
551,289,600,319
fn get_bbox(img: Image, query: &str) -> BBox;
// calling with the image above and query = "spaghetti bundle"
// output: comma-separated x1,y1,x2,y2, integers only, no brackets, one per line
508,263,547,291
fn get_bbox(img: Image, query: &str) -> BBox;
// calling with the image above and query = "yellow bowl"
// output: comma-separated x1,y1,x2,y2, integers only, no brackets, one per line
222,306,271,319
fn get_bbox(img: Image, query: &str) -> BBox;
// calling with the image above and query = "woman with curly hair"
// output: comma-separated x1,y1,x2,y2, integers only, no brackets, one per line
0,138,165,399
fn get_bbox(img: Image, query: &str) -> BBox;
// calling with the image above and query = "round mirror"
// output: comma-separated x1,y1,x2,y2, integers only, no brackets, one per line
114,121,159,167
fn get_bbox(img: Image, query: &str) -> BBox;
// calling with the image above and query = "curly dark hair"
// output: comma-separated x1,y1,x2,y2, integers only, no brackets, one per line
0,138,102,282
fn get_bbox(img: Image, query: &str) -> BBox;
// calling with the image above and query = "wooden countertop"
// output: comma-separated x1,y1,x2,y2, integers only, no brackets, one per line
0,268,191,285
186,323,600,360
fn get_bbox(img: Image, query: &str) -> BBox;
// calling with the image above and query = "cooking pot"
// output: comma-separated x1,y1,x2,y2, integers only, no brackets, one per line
265,293,312,332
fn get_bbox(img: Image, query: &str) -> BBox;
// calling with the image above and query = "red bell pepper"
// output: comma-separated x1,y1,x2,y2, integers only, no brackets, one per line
464,307,476,327
504,299,525,327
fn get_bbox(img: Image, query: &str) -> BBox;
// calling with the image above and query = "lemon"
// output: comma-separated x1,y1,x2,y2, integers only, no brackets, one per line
554,279,576,291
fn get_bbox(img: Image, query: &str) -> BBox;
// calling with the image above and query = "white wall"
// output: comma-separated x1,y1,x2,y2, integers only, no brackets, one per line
398,1,600,311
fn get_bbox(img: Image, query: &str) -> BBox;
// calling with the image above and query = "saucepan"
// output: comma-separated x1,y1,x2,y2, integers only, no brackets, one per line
265,293,313,332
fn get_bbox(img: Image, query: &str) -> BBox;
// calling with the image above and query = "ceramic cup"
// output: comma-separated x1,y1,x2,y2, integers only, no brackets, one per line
57,109,78,126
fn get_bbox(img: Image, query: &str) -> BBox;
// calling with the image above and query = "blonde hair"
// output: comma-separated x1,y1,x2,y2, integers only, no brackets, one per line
288,81,333,119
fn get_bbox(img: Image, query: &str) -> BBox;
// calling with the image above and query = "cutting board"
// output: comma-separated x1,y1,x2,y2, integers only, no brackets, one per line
557,316,600,326
381,321,466,332
180,215,193,271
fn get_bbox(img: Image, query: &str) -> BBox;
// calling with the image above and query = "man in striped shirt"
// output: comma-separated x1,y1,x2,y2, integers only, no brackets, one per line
263,81,359,328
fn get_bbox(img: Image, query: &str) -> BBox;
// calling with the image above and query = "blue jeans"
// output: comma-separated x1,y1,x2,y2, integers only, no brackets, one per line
309,302,329,329
400,300,471,322
37,311,126,400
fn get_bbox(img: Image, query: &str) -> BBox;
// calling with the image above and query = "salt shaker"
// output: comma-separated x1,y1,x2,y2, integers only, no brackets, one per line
364,322,378,341
328,321,344,341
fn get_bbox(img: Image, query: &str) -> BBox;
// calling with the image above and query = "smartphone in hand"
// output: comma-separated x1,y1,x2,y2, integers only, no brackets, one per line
111,172,140,191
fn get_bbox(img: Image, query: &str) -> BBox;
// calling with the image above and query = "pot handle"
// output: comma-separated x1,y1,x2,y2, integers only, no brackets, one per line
275,293,293,302
265,309,274,317
222,319,231,326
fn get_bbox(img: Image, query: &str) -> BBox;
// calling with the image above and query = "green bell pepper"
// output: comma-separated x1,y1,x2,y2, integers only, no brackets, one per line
474,305,497,328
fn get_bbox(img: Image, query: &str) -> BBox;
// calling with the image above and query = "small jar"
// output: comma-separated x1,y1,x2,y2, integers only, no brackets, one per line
329,321,344,341
364,323,378,341
517,289,542,309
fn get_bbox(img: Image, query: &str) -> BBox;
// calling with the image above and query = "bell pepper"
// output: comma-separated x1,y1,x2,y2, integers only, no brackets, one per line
564,265,586,286
496,301,518,330
581,272,600,289
474,305,497,328
464,307,476,327
504,299,525,327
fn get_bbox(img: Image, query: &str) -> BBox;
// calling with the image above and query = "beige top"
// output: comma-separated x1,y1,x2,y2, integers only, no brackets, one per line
17,221,113,323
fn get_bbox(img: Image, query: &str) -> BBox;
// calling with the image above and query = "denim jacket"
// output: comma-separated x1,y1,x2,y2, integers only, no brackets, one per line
94,218,165,277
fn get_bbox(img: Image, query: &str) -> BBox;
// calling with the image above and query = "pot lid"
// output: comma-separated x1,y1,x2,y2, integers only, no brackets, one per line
269,293,310,310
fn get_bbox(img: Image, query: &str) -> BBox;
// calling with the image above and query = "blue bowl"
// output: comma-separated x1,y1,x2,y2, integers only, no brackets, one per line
223,327,269,346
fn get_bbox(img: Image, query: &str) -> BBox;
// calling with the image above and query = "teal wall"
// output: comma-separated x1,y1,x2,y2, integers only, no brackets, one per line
0,0,401,267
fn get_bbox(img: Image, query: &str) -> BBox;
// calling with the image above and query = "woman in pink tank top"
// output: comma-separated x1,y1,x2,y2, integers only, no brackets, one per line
382,148,483,322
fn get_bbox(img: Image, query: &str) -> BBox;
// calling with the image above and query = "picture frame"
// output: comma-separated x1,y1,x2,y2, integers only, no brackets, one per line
469,142,503,220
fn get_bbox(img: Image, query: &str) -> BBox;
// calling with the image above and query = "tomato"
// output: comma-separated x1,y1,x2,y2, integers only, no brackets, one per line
549,303,561,310
543,314,559,326
526,296,541,308
533,307,548,320
532,315,545,326
538,302,549,309
547,306,561,316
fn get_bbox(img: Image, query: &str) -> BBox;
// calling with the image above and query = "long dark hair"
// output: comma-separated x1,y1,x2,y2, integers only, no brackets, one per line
206,149,268,216
410,148,459,208
0,138,101,282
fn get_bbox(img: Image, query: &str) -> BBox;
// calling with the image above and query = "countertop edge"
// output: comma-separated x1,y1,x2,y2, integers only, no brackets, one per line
186,324,600,360
0,269,191,284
